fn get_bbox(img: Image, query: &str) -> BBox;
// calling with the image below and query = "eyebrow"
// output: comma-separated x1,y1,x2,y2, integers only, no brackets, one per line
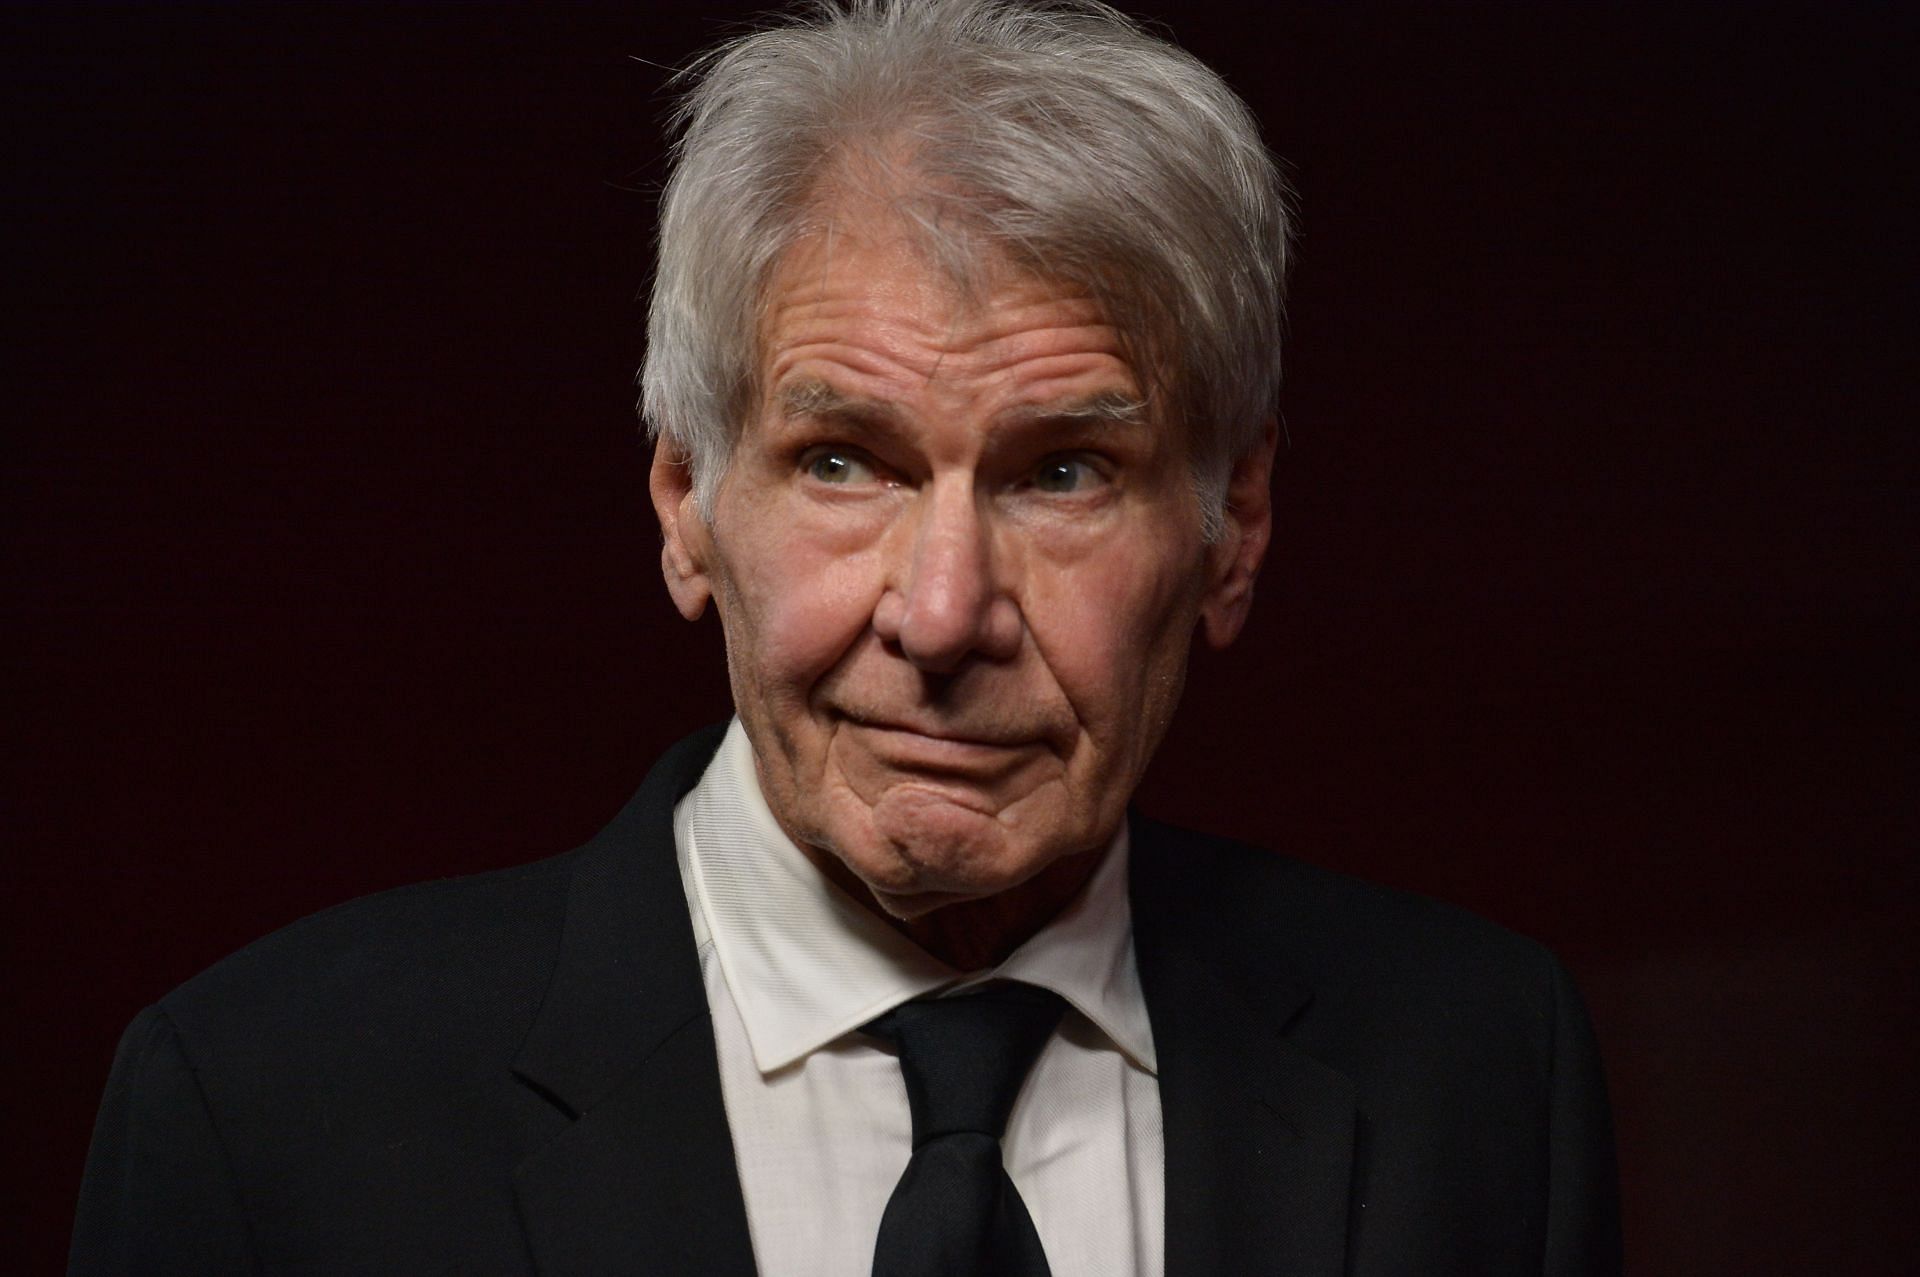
776,379,895,423
1000,389,1150,429
775,379,1150,429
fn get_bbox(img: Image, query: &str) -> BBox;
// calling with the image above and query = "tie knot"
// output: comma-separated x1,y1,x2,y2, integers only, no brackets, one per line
865,983,1068,1144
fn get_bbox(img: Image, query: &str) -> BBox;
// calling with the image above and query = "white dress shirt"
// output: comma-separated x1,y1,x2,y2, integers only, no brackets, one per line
672,719,1164,1277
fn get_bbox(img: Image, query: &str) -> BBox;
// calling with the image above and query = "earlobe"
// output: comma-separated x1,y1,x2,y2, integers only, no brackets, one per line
1198,421,1279,650
648,439,714,622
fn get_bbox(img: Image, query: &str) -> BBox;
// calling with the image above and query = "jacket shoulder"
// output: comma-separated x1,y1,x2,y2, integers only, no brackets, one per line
1130,815,1566,1030
154,851,580,1066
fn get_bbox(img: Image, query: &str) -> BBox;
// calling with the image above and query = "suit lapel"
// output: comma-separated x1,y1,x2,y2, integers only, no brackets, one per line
509,727,758,1276
1131,817,1358,1277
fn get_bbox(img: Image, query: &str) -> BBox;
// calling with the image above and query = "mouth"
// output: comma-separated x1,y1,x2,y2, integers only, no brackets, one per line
837,714,1046,775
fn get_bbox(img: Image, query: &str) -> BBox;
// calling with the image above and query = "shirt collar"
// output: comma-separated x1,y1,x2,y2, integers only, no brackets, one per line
680,718,1157,1075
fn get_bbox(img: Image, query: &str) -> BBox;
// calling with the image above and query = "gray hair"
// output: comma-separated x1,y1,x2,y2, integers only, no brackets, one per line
640,0,1292,538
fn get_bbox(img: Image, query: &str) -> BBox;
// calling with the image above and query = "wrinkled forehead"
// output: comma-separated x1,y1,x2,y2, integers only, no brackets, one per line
763,208,1097,338
752,167,1169,407
751,220,1155,452
764,186,1055,324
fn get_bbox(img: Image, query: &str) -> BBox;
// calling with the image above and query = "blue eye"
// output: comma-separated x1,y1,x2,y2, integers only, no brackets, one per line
1032,456,1103,494
803,449,875,484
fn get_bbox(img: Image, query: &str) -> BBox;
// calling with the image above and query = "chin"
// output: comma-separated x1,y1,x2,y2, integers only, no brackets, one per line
861,882,981,922
823,812,1044,907
853,835,1032,901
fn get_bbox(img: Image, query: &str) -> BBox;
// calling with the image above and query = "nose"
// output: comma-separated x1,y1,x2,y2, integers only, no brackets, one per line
872,479,1022,672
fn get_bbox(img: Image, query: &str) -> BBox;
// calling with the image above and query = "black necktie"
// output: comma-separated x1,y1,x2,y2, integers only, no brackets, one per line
864,983,1068,1277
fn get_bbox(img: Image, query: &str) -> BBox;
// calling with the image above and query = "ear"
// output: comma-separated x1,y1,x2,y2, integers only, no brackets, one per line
1198,421,1279,650
648,437,715,622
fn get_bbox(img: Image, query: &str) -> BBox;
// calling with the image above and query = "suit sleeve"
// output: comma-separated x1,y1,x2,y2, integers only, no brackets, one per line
70,1005,258,1275
1542,956,1623,1277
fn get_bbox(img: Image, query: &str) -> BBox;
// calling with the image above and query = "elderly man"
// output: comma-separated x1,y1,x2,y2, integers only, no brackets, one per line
72,1,1619,1273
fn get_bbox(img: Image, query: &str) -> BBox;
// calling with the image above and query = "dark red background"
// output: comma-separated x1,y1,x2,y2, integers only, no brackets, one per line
8,3,1914,1271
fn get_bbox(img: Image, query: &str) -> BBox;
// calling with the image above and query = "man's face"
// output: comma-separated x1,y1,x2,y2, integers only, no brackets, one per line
653,203,1272,921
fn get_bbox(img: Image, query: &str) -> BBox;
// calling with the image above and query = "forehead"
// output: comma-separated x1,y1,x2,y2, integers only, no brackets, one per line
754,200,1147,408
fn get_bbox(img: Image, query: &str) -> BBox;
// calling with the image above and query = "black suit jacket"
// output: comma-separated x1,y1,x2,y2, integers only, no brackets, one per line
72,726,1620,1274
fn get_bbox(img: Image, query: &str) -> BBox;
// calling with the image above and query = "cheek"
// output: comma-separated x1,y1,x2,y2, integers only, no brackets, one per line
719,538,884,701
1028,538,1202,727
